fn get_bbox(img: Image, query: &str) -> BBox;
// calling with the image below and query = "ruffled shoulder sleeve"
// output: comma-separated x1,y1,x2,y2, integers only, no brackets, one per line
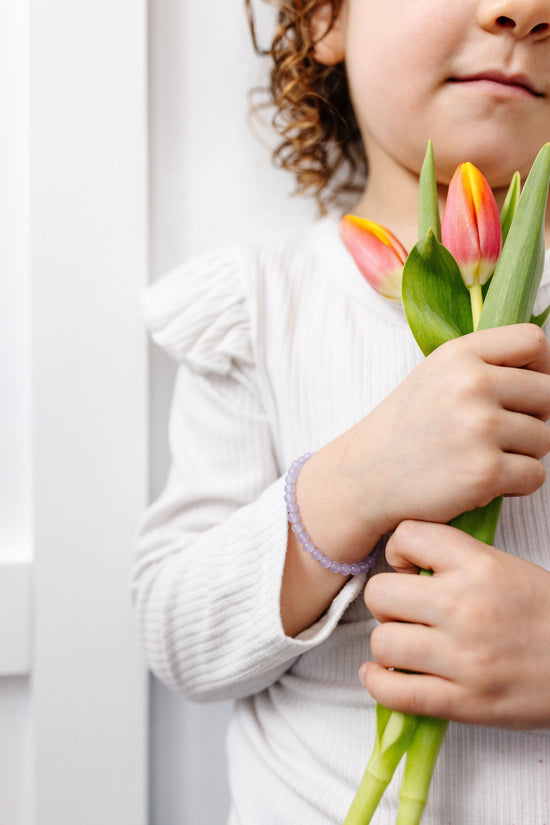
141,247,253,375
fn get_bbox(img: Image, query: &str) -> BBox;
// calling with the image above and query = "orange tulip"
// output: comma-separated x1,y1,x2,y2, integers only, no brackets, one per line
340,215,407,301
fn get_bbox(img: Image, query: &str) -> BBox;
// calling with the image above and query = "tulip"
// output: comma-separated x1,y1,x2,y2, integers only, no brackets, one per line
441,162,502,329
340,215,407,301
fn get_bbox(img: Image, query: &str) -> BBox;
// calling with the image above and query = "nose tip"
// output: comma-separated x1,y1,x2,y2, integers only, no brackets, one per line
494,14,550,38
477,0,550,40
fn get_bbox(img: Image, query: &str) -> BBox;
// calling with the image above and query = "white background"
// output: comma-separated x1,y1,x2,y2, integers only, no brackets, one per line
1,0,147,823
1,0,315,823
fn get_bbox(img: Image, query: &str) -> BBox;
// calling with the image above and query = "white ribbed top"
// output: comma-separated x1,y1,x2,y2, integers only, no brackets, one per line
134,212,550,825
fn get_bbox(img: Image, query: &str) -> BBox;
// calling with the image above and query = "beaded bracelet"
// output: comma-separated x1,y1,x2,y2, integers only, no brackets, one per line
284,453,379,576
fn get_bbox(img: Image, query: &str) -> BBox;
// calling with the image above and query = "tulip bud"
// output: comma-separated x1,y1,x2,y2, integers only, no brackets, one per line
441,162,502,288
340,215,407,301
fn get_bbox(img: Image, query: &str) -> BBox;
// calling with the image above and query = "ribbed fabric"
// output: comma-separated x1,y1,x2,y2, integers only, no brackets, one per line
134,212,550,824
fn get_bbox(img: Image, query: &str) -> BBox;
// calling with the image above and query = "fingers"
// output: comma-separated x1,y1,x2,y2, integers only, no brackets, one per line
498,452,547,496
454,323,550,374
490,366,550,421
433,327,550,493
382,520,482,575
455,401,549,498
365,571,439,624
362,547,550,728
369,621,454,678
497,411,550,458
360,661,463,721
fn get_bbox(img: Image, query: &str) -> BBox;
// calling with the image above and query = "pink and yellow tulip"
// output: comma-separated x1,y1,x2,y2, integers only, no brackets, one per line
441,162,501,287
441,163,502,328
340,215,407,302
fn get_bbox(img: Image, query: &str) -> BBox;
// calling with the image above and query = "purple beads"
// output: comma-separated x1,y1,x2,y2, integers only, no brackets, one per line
284,453,379,576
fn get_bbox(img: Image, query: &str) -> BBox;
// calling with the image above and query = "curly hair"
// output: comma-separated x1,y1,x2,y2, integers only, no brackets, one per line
245,0,366,210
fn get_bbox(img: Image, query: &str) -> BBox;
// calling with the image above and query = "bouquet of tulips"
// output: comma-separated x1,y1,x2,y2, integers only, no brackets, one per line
339,142,550,825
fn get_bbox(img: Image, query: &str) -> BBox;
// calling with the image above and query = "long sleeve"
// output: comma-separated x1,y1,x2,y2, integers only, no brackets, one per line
132,247,366,701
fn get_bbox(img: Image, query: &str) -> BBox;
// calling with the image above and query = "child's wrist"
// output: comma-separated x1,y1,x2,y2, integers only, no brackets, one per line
294,442,387,562
287,453,380,575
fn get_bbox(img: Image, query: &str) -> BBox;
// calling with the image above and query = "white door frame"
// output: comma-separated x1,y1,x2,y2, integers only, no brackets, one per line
0,2,149,822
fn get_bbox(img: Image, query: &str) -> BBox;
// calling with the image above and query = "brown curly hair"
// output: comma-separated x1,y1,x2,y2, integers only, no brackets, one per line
245,0,366,210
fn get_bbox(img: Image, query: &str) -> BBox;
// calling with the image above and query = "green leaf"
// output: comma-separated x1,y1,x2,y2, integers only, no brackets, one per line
499,171,521,246
531,303,550,328
418,141,441,242
482,274,493,299
402,230,473,356
479,143,550,329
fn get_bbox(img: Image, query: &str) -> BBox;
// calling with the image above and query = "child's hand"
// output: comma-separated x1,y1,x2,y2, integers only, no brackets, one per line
361,520,550,729
285,323,550,638
339,323,550,538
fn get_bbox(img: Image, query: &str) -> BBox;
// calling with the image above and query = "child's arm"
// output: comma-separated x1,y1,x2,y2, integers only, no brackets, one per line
134,248,373,701
281,323,550,636
362,519,550,729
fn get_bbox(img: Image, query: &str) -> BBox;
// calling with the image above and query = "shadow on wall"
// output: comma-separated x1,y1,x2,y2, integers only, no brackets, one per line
150,679,231,825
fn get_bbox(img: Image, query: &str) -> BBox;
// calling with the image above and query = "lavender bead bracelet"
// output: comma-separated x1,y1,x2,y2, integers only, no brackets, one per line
285,453,379,576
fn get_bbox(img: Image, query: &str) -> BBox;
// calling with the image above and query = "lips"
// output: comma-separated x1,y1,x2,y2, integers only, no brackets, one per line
449,71,544,97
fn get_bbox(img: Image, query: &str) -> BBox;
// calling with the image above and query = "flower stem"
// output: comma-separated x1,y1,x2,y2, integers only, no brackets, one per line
449,496,502,545
343,710,418,825
395,717,448,825
342,770,389,825
469,283,483,331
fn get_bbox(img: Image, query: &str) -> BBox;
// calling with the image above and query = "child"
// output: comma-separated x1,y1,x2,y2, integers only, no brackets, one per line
133,1,550,822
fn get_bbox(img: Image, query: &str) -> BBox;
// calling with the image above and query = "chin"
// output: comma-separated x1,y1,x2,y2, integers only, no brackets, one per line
430,137,543,190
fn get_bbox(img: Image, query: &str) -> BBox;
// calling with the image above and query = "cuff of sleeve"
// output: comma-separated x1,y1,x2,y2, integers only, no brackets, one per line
257,475,367,656
134,472,368,701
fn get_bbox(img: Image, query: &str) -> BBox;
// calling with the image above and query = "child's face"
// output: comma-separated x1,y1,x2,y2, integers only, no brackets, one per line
339,0,550,188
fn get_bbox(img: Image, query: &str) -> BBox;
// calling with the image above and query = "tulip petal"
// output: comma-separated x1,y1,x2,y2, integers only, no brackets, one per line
340,215,407,301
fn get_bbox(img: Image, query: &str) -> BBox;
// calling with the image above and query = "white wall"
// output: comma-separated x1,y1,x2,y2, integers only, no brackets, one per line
0,1,316,822
0,3,33,822
148,1,315,823
30,0,149,820
0,1,149,823
0,0,31,563
0,680,32,825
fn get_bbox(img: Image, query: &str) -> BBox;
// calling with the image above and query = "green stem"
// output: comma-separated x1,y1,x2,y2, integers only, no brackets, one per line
342,769,391,825
395,717,449,825
449,496,502,545
343,710,418,825
469,283,483,331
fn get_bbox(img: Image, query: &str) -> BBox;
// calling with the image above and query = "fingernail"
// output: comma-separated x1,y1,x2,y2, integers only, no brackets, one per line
359,664,369,687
